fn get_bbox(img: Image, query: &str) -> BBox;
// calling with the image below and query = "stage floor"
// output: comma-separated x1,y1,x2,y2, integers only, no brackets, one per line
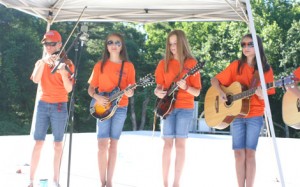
0,131,299,187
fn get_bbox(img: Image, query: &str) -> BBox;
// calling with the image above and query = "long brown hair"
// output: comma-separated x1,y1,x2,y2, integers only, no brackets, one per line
100,33,129,73
164,30,195,72
237,34,270,74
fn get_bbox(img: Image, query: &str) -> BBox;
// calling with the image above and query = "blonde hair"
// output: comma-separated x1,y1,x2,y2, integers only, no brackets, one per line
164,30,194,72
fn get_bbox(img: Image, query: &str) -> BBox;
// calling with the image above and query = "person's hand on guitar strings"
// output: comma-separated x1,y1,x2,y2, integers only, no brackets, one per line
218,90,228,103
255,86,264,99
94,94,110,107
154,85,167,98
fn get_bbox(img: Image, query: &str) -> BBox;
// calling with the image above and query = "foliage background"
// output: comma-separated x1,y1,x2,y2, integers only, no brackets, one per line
0,0,299,137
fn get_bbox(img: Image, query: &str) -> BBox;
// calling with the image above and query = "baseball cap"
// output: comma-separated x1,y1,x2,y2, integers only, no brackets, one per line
41,30,62,43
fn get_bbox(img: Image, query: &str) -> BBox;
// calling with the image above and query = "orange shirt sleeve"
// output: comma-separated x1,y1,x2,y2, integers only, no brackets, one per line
263,67,275,95
88,62,100,88
294,67,300,80
215,60,238,86
155,60,170,89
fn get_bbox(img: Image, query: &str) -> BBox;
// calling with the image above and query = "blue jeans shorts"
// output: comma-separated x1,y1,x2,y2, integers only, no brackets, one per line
231,116,263,150
34,101,68,142
160,108,194,138
96,107,128,140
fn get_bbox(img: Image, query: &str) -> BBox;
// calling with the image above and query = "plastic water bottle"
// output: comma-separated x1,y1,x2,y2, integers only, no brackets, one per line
39,179,48,187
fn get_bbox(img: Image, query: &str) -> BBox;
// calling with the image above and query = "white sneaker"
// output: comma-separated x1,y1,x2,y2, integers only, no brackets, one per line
27,180,34,187
52,181,61,187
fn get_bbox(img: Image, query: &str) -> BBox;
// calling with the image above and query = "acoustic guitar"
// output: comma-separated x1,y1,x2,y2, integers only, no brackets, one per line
90,74,155,121
204,75,296,129
282,86,300,129
154,62,204,119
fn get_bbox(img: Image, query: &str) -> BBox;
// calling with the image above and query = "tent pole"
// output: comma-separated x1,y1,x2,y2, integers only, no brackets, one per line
245,0,285,186
30,23,51,136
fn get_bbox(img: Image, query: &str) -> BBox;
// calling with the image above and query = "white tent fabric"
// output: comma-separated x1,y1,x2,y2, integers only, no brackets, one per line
0,0,248,24
0,1,286,186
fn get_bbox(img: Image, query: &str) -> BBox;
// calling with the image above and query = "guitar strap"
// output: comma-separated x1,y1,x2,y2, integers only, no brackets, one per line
117,61,125,88
250,70,260,88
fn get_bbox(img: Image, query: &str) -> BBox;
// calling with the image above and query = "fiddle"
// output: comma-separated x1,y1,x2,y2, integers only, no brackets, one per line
51,50,74,78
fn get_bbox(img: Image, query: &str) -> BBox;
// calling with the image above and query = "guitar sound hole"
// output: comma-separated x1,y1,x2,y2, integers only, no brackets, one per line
225,95,233,107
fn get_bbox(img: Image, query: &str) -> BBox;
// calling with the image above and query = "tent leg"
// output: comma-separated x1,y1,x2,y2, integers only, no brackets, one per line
30,24,51,135
245,1,285,186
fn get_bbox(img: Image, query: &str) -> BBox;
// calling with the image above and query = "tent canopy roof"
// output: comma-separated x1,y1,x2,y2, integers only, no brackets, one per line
0,0,248,24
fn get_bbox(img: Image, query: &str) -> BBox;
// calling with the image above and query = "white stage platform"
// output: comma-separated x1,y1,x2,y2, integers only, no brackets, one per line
0,131,299,187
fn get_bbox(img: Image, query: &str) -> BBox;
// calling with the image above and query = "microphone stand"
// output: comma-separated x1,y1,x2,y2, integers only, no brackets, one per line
63,31,85,187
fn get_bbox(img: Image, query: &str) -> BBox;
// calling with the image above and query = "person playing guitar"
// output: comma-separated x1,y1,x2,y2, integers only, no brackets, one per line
285,67,300,98
210,34,275,187
87,33,135,187
154,30,201,187
282,67,300,128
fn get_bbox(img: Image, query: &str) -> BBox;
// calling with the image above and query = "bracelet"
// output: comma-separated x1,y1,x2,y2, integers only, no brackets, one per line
185,85,189,91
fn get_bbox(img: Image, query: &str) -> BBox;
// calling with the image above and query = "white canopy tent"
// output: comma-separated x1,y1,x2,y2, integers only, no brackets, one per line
0,0,286,186
0,0,248,23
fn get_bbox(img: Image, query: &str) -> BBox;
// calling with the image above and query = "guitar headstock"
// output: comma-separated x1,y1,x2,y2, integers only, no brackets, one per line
274,74,297,87
137,74,155,87
187,61,205,76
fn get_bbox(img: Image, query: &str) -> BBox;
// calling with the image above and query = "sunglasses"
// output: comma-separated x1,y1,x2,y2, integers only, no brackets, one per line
241,41,254,48
43,42,58,47
107,40,122,47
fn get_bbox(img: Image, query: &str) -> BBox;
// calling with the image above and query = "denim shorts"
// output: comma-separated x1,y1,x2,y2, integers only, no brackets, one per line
96,107,128,140
231,116,263,150
160,108,194,138
34,101,68,142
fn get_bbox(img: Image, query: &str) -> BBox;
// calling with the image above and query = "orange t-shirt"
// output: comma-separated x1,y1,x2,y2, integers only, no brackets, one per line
215,60,275,118
294,67,300,80
37,63,75,103
155,58,202,109
88,60,135,107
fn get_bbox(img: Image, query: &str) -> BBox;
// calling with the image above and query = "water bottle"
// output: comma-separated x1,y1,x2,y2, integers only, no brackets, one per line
39,179,48,187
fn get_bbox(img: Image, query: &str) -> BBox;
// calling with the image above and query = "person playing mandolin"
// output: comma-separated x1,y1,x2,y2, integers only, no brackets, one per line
210,34,275,187
28,30,75,187
154,30,201,187
87,33,135,187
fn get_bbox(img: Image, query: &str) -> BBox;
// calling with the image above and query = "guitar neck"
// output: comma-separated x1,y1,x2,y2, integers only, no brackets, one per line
231,82,275,101
110,84,137,101
231,87,257,101
167,74,190,95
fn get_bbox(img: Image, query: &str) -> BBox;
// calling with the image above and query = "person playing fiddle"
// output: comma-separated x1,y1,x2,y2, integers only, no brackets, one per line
28,30,75,187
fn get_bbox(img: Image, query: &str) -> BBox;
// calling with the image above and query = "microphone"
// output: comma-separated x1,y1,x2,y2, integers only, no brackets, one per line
80,24,89,46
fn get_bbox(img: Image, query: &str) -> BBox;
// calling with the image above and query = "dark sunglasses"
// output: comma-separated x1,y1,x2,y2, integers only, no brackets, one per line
43,42,58,47
241,41,254,48
107,40,122,47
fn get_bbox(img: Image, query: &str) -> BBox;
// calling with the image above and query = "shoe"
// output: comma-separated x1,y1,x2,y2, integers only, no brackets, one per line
52,181,61,187
27,181,33,187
